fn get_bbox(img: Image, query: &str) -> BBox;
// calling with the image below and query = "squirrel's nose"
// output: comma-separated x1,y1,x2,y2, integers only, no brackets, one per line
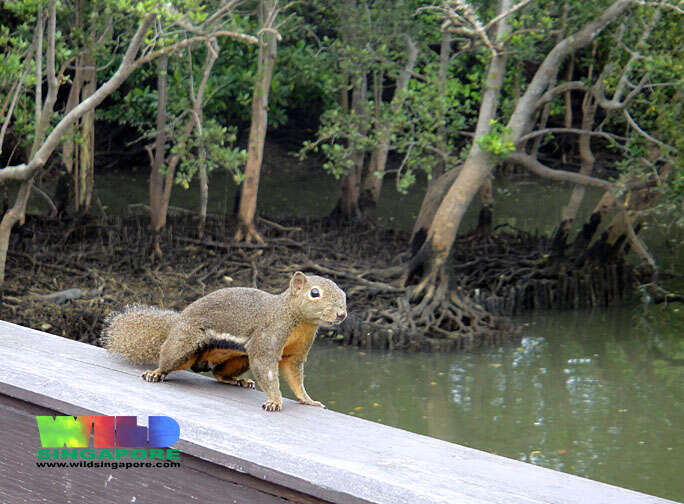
336,311,347,322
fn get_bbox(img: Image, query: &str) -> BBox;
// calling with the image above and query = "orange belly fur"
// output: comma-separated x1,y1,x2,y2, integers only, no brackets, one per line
282,321,317,358
199,348,246,364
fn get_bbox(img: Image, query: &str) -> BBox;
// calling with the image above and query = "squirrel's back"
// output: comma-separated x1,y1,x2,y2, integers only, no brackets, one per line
102,288,280,364
102,275,347,375
179,287,283,335
103,305,179,364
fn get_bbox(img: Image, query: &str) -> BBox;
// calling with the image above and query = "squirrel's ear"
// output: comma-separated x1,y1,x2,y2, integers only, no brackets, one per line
290,271,307,294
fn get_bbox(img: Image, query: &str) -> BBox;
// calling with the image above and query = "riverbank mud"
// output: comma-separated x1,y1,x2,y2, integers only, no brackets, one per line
1,213,648,351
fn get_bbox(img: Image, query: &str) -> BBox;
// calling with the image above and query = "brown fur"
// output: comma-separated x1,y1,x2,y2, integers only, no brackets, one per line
102,272,347,411
199,348,247,363
213,356,250,380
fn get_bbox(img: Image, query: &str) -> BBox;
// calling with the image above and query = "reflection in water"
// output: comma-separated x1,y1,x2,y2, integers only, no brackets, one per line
94,169,605,235
93,168,680,271
298,307,683,501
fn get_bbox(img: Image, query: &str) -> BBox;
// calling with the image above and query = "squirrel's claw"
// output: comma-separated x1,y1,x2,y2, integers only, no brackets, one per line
142,370,166,382
299,399,326,408
240,379,256,389
218,377,256,389
262,400,282,412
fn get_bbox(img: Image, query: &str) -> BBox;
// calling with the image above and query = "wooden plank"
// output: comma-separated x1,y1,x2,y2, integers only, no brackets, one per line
0,394,316,504
0,321,676,504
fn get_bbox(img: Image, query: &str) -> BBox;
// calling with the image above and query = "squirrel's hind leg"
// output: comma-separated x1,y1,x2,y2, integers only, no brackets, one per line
213,356,255,389
142,352,198,382
142,326,200,383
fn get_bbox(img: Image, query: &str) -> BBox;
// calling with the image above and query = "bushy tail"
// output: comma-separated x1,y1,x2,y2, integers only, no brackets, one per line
102,305,179,365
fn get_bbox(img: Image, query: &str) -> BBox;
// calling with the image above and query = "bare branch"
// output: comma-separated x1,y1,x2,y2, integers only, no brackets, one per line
257,27,283,41
624,212,657,268
592,70,649,110
203,0,243,26
623,108,675,150
508,0,636,139
132,30,257,71
193,40,220,108
401,141,454,162
391,36,418,113
484,0,533,31
37,0,59,144
395,143,415,187
635,0,684,14
34,5,44,128
505,152,613,189
171,10,205,35
1,23,259,182
517,128,627,144
30,184,58,216
534,81,588,109
620,73,650,104
442,0,497,56
590,11,659,115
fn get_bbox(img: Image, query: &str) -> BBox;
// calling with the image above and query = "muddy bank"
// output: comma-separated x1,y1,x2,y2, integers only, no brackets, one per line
1,213,407,346
1,213,647,351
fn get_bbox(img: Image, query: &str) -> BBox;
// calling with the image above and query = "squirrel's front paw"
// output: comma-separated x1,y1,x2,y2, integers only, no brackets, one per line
142,370,166,383
220,378,256,389
262,399,282,412
299,399,326,408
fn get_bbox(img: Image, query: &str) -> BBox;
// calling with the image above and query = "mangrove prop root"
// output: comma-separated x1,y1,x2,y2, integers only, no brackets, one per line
1,214,655,352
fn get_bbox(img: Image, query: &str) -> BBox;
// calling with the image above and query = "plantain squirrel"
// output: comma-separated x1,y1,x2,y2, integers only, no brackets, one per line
103,271,347,412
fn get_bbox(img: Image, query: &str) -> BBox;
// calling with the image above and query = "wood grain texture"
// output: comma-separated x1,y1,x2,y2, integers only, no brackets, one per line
0,394,321,504
0,321,676,504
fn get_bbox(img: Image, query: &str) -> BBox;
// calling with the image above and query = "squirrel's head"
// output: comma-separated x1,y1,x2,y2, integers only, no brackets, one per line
288,271,347,325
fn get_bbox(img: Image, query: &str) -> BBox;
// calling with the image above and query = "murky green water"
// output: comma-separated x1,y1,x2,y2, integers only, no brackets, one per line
93,166,681,272
46,164,684,500
95,167,606,234
300,306,683,501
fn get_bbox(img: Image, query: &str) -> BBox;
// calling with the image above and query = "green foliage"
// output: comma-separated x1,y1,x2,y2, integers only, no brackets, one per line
298,0,488,193
300,105,376,179
0,0,681,250
0,0,195,159
387,56,482,191
173,121,246,189
594,7,683,229
0,2,46,156
476,120,515,157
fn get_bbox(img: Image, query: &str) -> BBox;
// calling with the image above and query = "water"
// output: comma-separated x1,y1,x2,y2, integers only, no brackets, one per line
92,164,681,287
301,306,684,501
93,165,681,272
43,163,684,500
94,167,606,234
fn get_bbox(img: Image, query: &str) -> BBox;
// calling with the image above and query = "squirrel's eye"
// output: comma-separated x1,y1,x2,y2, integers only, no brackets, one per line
310,288,320,298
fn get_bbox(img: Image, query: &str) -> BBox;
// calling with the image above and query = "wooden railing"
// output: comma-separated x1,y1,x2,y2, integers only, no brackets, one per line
0,321,675,504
